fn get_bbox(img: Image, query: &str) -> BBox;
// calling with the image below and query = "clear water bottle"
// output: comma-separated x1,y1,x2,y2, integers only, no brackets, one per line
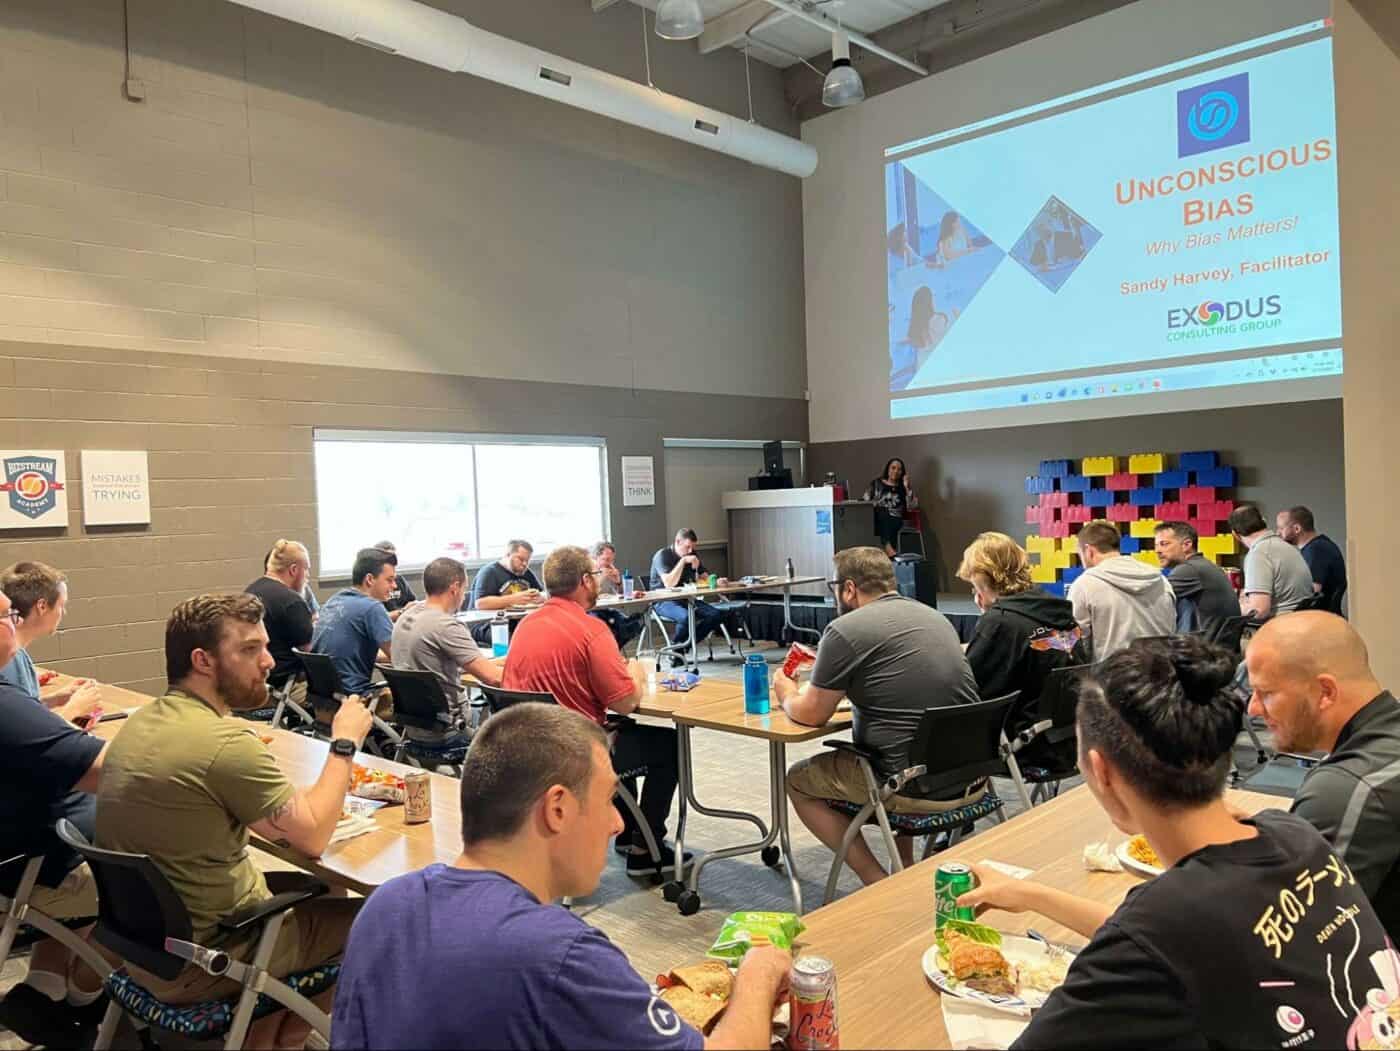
621,569,633,597
490,612,510,658
744,653,771,715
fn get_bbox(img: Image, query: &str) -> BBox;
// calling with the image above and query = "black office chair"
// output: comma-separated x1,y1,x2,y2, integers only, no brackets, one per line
0,854,111,986
293,649,402,757
1006,664,1097,804
819,692,1022,906
54,821,335,1050
377,665,470,775
476,685,665,884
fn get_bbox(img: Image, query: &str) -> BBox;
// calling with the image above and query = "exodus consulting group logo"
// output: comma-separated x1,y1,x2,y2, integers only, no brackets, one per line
1167,294,1282,341
1177,72,1251,158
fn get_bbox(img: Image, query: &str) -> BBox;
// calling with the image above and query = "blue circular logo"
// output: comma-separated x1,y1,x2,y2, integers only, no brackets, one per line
1188,90,1240,141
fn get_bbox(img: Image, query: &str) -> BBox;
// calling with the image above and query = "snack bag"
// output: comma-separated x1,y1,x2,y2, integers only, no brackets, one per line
350,764,406,803
706,911,805,962
660,671,701,692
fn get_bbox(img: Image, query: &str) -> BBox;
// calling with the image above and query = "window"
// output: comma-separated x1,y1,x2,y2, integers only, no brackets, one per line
313,430,608,577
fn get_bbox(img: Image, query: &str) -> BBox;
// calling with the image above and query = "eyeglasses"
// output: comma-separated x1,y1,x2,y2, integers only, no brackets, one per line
824,578,844,595
1,610,20,627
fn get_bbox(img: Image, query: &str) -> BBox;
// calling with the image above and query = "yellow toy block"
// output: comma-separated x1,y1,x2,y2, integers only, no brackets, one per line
1198,535,1238,558
1128,453,1165,474
1081,456,1116,476
1046,551,1073,570
1212,534,1236,556
1129,518,1159,538
1026,535,1057,555
1133,551,1160,566
1030,563,1058,583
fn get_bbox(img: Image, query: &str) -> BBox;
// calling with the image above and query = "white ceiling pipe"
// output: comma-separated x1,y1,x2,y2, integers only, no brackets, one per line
758,0,928,78
223,0,819,178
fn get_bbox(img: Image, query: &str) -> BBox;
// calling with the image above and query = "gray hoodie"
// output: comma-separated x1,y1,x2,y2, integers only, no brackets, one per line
1069,555,1176,660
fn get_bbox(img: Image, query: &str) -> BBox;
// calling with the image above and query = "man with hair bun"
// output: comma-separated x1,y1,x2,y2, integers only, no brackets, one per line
245,539,315,702
960,635,1392,1049
1247,612,1400,934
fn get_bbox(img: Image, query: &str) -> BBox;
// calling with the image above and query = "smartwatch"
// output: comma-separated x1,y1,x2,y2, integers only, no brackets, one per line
330,738,357,758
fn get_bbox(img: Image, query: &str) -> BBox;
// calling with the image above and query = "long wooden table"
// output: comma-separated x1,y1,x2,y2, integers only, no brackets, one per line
795,784,1281,1048
668,692,854,916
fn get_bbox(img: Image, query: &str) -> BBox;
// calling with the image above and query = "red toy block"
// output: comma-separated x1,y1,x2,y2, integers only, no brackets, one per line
1107,503,1139,522
1106,473,1139,491
1155,502,1189,521
1203,499,1235,520
1180,486,1216,505
1064,504,1093,523
1044,520,1070,538
1026,505,1040,524
1191,518,1218,538
1038,491,1069,508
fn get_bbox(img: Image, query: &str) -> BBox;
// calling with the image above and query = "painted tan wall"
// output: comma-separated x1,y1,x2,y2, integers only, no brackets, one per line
1335,0,1400,684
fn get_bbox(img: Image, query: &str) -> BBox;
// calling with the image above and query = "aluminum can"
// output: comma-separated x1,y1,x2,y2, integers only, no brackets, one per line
935,862,976,929
404,770,432,825
787,955,839,1050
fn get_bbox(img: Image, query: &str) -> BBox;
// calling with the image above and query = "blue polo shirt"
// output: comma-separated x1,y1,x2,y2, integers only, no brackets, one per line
331,866,704,1050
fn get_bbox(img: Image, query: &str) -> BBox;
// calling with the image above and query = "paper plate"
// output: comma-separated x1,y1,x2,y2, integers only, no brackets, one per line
922,935,1073,1018
1115,839,1165,879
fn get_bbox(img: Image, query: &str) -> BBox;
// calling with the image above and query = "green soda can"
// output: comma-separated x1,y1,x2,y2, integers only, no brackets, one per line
934,862,976,929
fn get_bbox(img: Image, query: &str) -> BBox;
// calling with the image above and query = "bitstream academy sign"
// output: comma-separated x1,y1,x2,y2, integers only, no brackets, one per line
0,451,67,529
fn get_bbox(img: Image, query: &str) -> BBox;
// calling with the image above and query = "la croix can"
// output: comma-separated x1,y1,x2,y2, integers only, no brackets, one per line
404,770,432,825
787,954,839,1050
934,862,976,929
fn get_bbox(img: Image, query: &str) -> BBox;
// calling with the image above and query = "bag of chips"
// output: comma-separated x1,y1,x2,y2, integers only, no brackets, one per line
706,911,805,962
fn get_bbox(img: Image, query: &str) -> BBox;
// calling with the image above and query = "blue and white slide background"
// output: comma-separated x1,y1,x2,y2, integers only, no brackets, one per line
883,29,1340,416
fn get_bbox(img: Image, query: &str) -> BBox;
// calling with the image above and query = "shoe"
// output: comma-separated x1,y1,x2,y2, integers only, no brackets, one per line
0,983,91,1048
626,843,694,877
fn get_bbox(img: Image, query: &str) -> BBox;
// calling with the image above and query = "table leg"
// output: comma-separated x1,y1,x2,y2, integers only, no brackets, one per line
687,598,699,672
783,582,821,642
770,740,804,914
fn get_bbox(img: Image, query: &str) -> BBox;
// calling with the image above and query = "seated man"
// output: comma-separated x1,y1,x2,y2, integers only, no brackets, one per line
0,560,103,723
1277,505,1348,615
312,546,397,701
504,546,687,877
588,541,642,652
331,703,789,1049
244,538,315,704
0,586,108,1046
1070,521,1175,659
374,541,418,622
776,546,981,886
650,528,727,656
97,593,373,1048
1246,612,1400,934
392,556,502,734
1228,505,1314,618
1152,521,1239,640
467,539,542,646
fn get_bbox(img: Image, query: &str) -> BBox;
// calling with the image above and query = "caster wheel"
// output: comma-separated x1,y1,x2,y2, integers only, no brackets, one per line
761,845,782,868
677,890,702,916
662,881,682,903
650,870,664,886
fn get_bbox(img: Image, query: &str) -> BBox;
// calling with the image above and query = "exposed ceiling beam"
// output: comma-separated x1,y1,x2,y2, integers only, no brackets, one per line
783,0,1138,121
699,0,793,53
761,0,929,76
591,0,627,11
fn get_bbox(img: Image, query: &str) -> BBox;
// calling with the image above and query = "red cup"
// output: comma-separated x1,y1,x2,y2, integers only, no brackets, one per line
783,642,817,678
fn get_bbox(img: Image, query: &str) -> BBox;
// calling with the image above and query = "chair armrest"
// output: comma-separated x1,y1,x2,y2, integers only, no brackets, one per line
217,881,328,935
1010,719,1053,751
823,739,877,763
882,764,928,797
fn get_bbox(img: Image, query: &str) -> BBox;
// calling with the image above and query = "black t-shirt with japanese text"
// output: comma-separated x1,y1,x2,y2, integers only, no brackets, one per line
649,547,706,589
244,576,314,688
1015,810,1395,1050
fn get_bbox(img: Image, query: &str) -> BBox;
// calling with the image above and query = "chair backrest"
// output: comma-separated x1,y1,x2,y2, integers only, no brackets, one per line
1213,614,1255,656
1036,663,1100,747
293,648,343,725
908,692,1020,798
54,820,191,981
1293,593,1324,613
377,665,450,732
477,684,556,716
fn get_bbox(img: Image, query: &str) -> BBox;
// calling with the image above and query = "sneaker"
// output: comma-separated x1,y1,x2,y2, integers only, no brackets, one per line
626,844,694,877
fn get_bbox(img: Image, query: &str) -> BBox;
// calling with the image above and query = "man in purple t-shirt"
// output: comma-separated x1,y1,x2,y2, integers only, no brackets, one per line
331,704,790,1050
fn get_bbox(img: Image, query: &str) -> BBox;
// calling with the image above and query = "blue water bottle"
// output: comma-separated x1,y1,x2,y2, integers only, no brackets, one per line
744,653,770,715
621,569,633,597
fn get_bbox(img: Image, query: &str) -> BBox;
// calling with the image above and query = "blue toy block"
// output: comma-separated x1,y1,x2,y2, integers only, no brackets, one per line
1129,487,1163,506
1084,488,1112,506
1061,567,1084,584
1041,582,1066,598
1155,471,1189,489
1196,466,1236,487
1180,451,1220,472
1061,474,1089,492
1120,537,1138,554
1025,476,1055,494
1038,459,1070,479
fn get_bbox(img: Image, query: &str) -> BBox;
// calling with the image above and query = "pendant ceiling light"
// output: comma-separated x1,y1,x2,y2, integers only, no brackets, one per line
822,30,865,108
655,0,705,41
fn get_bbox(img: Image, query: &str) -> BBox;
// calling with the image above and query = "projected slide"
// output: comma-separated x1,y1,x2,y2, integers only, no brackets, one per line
884,20,1340,420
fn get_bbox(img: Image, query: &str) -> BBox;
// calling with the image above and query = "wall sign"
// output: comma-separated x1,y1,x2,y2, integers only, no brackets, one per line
81,450,151,526
0,450,67,529
621,456,655,507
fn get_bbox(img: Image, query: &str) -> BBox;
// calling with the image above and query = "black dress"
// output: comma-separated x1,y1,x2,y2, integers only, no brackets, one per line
867,478,908,548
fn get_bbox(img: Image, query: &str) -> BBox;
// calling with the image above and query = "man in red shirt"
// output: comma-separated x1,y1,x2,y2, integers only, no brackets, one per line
504,545,687,878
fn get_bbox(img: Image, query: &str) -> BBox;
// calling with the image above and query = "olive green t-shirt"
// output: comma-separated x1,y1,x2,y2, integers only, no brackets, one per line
96,689,296,943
